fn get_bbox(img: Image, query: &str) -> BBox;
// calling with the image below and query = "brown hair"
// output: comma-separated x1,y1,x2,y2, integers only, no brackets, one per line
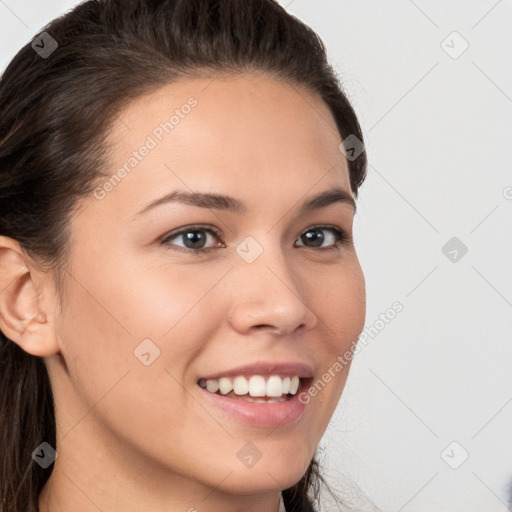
0,0,367,510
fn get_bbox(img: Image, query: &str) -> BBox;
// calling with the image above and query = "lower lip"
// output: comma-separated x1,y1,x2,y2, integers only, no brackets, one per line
198,381,309,427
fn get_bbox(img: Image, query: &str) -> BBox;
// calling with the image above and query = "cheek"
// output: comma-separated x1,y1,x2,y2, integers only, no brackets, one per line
315,260,366,354
58,257,226,407
303,261,365,425
55,262,213,458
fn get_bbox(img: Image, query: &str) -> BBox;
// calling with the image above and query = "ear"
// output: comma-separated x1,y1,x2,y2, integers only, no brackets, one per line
0,235,60,357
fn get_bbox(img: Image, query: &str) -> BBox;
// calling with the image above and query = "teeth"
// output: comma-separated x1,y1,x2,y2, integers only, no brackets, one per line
200,374,302,398
282,376,291,394
206,379,219,393
266,375,282,397
233,376,249,395
289,376,300,394
218,377,233,395
248,375,266,396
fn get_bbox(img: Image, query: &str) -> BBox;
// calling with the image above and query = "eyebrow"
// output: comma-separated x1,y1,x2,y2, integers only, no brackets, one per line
132,186,356,219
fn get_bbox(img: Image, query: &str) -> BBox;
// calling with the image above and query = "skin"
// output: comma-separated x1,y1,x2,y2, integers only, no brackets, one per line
0,72,366,512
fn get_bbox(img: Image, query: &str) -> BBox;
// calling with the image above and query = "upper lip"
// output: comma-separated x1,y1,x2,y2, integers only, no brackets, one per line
198,361,314,381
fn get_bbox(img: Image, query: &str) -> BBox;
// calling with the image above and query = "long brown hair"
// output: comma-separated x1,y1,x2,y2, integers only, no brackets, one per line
0,1,367,510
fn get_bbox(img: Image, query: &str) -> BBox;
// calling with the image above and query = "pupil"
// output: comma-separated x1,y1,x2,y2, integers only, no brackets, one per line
185,231,206,249
303,229,323,247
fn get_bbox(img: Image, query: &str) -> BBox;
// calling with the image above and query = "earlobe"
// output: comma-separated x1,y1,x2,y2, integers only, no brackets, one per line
0,236,59,357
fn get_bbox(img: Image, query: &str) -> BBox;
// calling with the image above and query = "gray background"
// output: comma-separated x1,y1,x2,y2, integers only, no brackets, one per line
1,1,511,510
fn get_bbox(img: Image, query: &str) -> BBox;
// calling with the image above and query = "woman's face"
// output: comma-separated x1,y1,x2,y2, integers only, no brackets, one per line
46,72,366,504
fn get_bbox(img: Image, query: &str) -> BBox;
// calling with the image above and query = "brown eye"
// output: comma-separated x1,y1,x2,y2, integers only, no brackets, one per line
295,226,351,250
161,225,223,254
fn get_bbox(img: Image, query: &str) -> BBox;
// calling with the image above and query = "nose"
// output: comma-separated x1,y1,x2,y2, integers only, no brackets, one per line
226,244,318,337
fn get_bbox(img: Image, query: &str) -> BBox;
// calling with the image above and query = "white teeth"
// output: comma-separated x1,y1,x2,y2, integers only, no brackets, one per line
266,375,283,397
233,376,249,395
282,376,291,394
218,377,233,395
200,374,302,398
248,375,266,397
289,376,300,394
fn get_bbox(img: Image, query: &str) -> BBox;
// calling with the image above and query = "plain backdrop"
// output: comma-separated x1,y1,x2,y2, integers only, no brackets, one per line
1,1,511,511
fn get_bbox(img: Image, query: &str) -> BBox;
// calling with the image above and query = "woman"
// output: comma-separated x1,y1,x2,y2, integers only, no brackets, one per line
0,0,368,510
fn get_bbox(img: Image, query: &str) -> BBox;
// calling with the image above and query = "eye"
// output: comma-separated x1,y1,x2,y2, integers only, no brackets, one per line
160,224,352,254
160,224,223,254
295,225,352,250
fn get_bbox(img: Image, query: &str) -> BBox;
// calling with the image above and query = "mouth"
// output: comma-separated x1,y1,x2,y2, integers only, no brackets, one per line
197,374,312,427
195,362,314,427
197,374,308,403
197,375,313,427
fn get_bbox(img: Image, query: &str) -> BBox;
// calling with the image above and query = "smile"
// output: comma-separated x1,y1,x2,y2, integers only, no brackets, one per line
198,375,301,403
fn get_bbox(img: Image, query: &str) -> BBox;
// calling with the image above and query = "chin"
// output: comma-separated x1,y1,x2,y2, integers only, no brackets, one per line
218,453,312,495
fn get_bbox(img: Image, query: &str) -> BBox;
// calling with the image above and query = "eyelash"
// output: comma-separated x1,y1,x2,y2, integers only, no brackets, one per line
160,224,352,255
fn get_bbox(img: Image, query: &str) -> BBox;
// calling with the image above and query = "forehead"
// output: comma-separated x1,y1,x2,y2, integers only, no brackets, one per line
91,72,351,219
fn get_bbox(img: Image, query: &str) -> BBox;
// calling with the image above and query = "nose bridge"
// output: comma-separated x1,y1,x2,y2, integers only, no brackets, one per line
226,234,317,334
